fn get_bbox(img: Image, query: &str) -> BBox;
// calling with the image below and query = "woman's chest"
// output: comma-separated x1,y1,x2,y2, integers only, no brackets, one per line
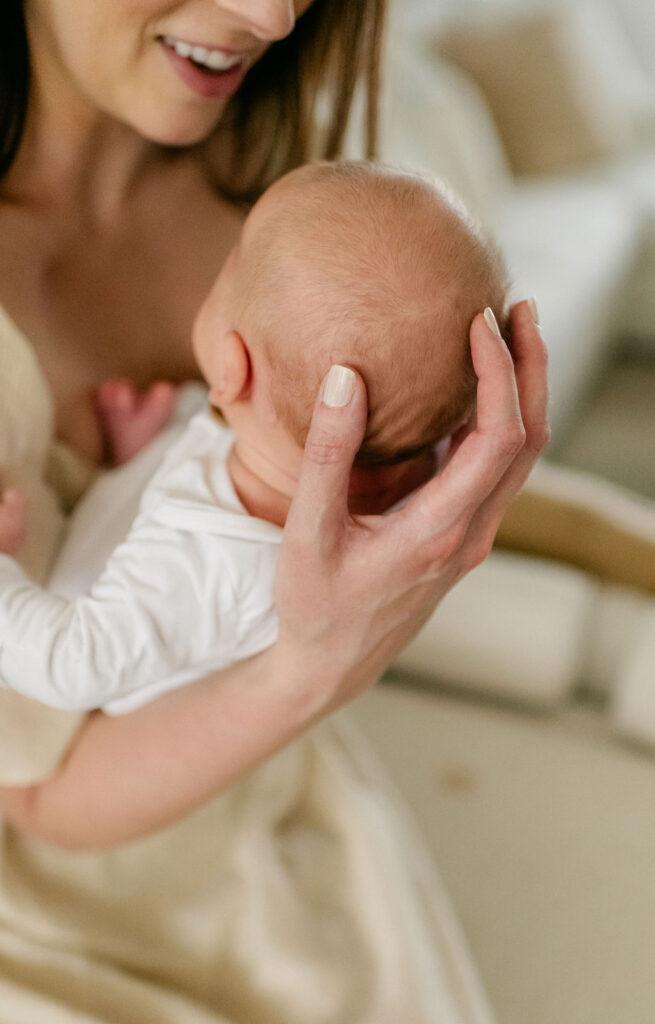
37,223,208,386
35,197,239,384
0,175,243,453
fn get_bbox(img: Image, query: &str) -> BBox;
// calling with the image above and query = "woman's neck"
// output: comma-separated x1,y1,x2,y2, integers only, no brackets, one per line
3,22,162,222
6,97,160,222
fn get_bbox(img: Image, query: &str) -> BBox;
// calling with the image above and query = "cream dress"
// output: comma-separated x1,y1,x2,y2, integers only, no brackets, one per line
0,304,494,1024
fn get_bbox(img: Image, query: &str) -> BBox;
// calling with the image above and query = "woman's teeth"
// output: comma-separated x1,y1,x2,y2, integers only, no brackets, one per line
162,36,243,72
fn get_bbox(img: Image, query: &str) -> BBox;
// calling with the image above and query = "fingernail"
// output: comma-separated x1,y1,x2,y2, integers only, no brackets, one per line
323,365,355,408
527,296,539,325
483,307,502,338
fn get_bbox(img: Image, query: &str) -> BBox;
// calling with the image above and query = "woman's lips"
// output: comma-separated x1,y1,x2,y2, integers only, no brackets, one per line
158,38,249,99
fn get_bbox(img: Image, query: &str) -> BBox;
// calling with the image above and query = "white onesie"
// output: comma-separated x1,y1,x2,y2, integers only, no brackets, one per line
0,411,281,714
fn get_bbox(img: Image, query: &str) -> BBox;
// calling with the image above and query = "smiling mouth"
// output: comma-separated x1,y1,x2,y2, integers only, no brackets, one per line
159,35,246,75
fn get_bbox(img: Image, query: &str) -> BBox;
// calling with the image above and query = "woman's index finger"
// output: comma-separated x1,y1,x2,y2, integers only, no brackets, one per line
284,366,368,550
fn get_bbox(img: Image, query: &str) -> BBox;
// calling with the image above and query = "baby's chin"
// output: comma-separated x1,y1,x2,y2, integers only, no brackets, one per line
347,450,437,515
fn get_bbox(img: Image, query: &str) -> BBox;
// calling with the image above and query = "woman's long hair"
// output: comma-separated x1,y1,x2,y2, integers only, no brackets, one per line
0,0,30,179
0,0,387,199
213,0,387,202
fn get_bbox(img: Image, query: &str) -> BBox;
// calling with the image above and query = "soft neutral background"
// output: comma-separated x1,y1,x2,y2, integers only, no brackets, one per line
352,2,655,1022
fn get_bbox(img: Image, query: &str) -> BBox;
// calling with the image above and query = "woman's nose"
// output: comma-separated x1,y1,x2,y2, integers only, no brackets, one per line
216,0,296,42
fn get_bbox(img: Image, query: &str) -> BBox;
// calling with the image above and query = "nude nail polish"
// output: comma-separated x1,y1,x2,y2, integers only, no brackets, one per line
323,365,355,407
483,307,502,337
527,296,539,324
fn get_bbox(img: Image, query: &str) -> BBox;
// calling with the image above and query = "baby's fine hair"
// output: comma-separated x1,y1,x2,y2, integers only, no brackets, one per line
239,160,509,466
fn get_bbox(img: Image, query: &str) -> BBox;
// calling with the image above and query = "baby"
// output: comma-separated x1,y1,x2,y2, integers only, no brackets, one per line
0,161,507,713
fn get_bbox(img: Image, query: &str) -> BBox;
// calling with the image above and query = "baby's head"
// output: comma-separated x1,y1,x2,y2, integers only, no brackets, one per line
194,161,508,507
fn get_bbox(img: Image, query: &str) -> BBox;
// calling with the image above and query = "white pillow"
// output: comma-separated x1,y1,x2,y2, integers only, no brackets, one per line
613,0,655,86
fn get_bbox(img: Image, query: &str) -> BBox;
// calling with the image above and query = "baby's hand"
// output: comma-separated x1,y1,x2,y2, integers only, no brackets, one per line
95,379,178,466
0,483,26,557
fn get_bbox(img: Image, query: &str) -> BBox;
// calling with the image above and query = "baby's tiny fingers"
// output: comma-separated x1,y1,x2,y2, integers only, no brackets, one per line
0,486,27,556
97,379,137,413
142,381,178,414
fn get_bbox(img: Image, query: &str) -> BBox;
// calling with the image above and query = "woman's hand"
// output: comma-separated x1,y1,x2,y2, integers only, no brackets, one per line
273,298,549,712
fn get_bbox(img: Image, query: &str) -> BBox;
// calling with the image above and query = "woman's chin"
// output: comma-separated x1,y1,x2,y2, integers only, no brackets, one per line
131,105,227,149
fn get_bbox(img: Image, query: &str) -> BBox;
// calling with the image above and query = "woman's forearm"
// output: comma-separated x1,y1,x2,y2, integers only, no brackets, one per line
0,647,332,849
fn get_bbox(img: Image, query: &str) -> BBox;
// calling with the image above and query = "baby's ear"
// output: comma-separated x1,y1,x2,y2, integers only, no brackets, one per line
209,330,251,407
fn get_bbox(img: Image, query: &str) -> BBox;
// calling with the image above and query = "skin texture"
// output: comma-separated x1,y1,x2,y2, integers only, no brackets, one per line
0,1,549,848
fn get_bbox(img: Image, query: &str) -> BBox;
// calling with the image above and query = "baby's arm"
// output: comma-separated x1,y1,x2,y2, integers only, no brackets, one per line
0,518,238,710
96,379,178,465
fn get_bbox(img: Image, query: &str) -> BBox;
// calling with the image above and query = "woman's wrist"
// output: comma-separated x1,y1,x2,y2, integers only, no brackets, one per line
251,639,348,730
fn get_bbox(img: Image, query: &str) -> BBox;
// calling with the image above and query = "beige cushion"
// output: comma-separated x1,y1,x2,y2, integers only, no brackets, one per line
495,459,655,745
394,548,595,710
496,460,655,595
437,3,638,176
395,458,655,713
613,603,655,747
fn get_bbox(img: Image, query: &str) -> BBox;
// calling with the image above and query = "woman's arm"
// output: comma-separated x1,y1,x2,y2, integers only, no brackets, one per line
0,300,548,850
0,647,335,848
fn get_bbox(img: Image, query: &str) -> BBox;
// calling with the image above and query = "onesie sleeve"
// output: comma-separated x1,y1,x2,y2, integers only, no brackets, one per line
0,515,239,711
